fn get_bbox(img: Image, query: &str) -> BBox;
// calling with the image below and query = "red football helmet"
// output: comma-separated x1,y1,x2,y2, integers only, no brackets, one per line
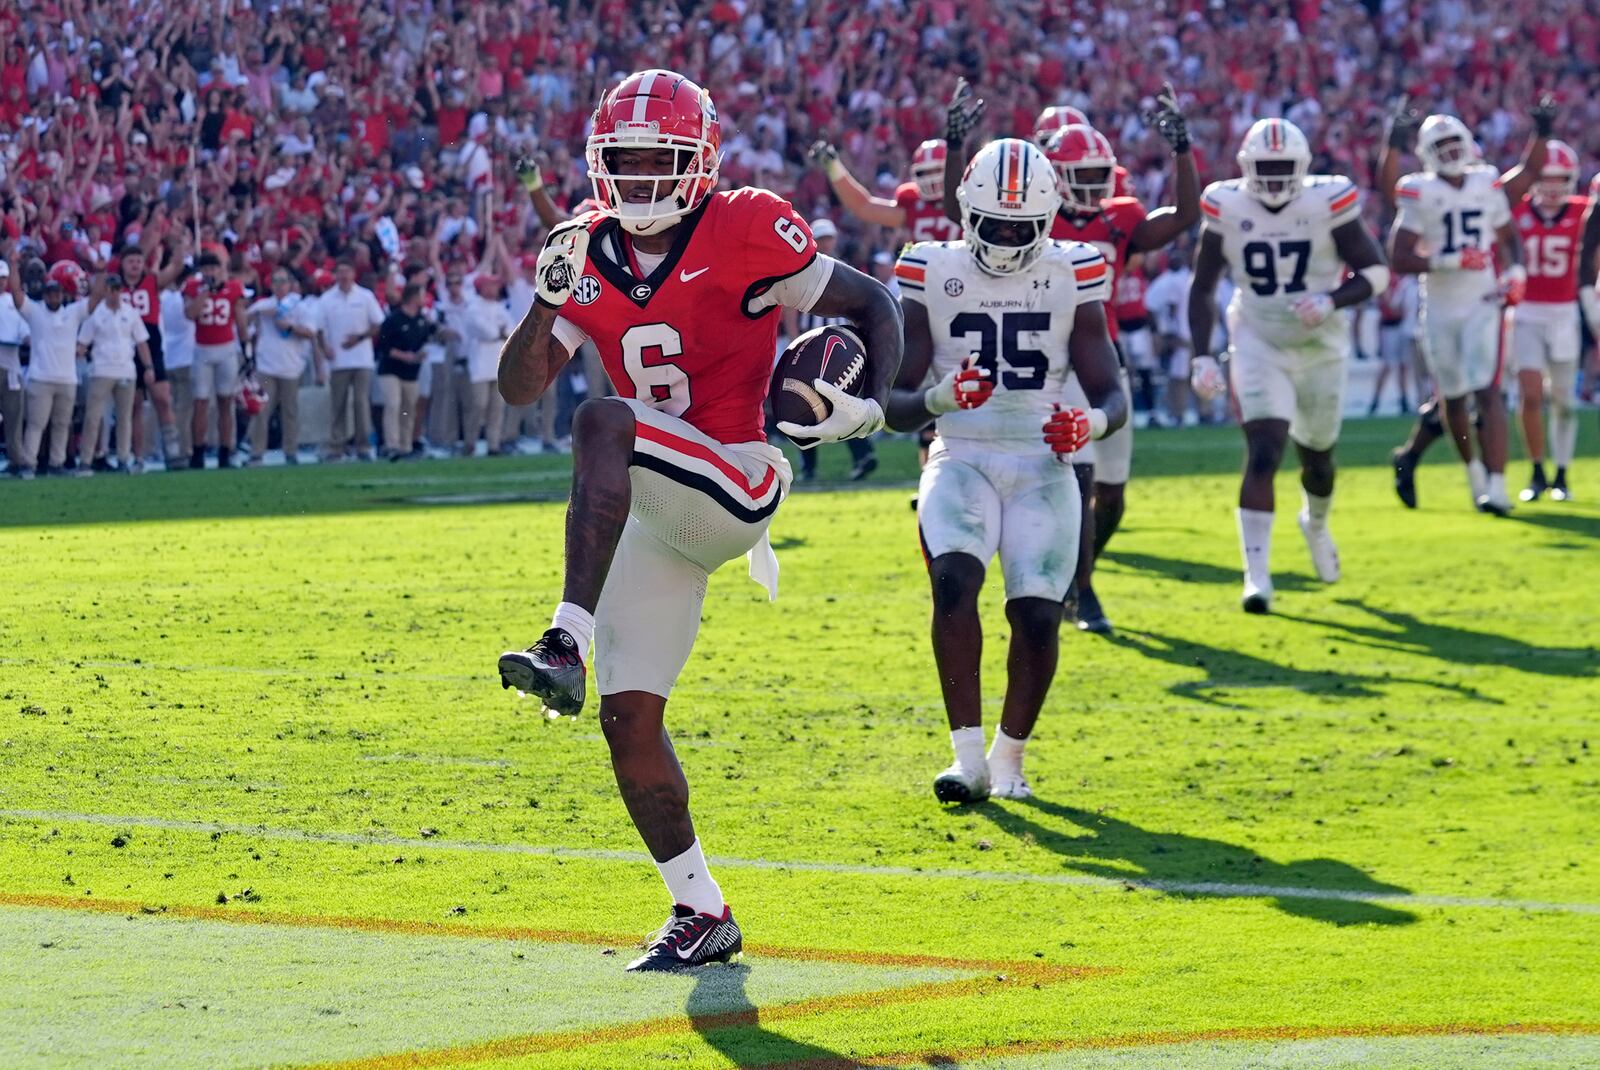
48,260,88,298
1044,125,1118,214
237,374,266,416
1535,139,1578,210
910,139,947,201
1034,105,1089,146
585,69,721,236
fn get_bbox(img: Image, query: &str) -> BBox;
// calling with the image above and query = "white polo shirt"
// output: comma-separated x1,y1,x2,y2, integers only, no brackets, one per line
248,294,316,379
161,288,196,371
462,294,511,384
79,300,151,380
19,296,90,386
316,284,385,371
0,295,28,385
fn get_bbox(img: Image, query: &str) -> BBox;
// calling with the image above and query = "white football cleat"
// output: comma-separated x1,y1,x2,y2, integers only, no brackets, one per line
989,765,1033,799
933,759,990,804
1241,575,1273,615
1297,511,1340,583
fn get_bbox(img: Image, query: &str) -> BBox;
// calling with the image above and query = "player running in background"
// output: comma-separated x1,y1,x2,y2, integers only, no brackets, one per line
1188,118,1389,614
1508,140,1586,502
1379,96,1550,508
495,70,900,971
886,137,1127,802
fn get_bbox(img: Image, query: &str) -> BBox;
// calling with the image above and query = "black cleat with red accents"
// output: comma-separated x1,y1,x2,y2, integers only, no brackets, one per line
498,627,586,715
626,904,743,972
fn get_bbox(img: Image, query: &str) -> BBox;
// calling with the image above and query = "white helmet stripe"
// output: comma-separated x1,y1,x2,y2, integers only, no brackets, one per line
632,70,657,122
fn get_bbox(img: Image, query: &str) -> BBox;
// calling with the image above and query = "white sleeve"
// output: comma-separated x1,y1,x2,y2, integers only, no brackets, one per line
1487,186,1512,230
746,254,835,314
551,315,588,355
367,291,385,327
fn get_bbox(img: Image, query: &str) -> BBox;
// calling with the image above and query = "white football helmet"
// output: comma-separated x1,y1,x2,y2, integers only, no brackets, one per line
1416,114,1476,178
1535,139,1579,210
1236,118,1310,208
956,138,1060,275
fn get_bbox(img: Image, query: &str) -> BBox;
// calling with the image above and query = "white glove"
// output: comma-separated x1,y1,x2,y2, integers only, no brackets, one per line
776,379,885,446
1289,293,1334,328
1580,286,1600,334
534,223,590,309
923,354,994,415
1190,355,1226,401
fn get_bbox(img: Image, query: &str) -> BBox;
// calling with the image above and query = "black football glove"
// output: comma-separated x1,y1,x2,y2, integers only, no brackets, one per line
1530,93,1557,138
1151,82,1190,153
1386,94,1421,150
945,77,986,145
513,156,544,195
808,140,841,174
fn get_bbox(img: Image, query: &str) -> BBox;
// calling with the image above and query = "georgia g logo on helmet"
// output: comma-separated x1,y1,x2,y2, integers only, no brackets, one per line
585,70,722,238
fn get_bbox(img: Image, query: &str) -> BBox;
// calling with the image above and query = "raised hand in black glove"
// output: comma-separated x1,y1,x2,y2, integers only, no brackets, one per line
945,77,986,146
1151,82,1190,153
808,140,842,175
1386,94,1421,150
1530,93,1557,138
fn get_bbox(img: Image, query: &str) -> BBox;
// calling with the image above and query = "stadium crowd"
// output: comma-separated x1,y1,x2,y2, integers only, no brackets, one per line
1,0,1597,473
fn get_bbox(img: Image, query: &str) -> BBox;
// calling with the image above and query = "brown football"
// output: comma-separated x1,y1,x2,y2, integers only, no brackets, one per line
771,325,868,448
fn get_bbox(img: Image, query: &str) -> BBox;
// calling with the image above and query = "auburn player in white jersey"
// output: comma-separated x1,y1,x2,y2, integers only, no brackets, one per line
886,138,1127,801
1187,119,1389,614
1388,114,1528,515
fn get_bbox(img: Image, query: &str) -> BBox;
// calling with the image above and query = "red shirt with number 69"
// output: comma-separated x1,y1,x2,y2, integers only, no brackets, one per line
551,188,821,446
183,276,246,345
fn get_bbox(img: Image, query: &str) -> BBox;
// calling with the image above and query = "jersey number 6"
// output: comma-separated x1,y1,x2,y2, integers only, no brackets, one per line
621,322,690,417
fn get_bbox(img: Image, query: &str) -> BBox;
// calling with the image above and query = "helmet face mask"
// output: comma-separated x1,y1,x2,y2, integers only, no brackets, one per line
586,70,721,237
957,138,1060,275
1237,119,1310,208
1044,124,1116,215
1416,115,1476,178
910,139,947,201
1535,140,1578,210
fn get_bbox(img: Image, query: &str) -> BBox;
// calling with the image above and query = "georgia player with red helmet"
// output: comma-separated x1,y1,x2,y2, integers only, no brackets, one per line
1509,139,1586,501
807,136,962,243
495,69,901,972
1032,105,1134,199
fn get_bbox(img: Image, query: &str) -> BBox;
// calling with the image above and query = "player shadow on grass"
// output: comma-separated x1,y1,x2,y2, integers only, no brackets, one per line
684,962,866,1068
1508,509,1600,543
1101,549,1318,592
975,798,1417,927
1105,628,1498,707
1278,598,1599,681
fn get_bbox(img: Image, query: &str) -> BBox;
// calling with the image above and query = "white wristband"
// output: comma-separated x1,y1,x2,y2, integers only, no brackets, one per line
1089,408,1108,440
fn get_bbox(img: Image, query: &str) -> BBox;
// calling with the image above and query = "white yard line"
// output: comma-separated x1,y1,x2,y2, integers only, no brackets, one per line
4,808,1597,917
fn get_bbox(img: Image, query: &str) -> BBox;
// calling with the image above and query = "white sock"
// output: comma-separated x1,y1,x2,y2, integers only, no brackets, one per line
550,602,594,658
1550,407,1577,468
1302,489,1332,525
950,725,986,769
1467,459,1487,499
1487,471,1507,500
1237,508,1274,585
987,728,1027,769
655,838,724,915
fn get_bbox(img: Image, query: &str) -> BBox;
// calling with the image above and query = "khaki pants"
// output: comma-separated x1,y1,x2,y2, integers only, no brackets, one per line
21,379,77,470
327,366,374,457
81,376,138,465
252,373,302,459
462,380,505,454
168,366,195,456
377,374,421,454
1,373,23,466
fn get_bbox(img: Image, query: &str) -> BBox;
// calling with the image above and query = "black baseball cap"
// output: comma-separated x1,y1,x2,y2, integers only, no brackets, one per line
106,273,125,288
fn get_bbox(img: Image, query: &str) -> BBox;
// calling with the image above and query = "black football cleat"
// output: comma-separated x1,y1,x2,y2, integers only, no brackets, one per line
1391,448,1417,509
1550,469,1572,501
1519,465,1548,503
849,455,879,482
1075,585,1113,635
626,905,743,972
498,627,586,715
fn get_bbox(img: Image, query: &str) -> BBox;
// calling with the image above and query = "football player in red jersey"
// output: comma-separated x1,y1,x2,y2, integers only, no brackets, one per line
1508,140,1586,501
1041,101,1198,635
182,252,249,470
495,70,900,972
118,242,188,467
1032,105,1135,200
807,137,962,244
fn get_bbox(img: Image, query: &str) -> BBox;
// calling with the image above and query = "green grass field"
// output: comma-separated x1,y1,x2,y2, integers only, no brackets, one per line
2,417,1598,1069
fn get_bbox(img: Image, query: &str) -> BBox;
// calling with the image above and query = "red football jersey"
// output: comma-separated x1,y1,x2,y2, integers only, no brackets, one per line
125,272,161,326
1514,194,1588,304
894,183,961,243
1111,269,1148,325
183,276,246,345
1050,196,1147,340
557,188,818,445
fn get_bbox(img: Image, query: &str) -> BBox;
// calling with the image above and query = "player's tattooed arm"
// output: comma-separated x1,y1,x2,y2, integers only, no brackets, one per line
1186,228,1226,352
497,303,571,406
1067,301,1127,436
885,298,936,431
803,260,903,408
1328,220,1388,308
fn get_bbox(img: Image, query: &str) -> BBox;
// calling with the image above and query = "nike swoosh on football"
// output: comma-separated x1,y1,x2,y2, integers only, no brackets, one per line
678,267,710,283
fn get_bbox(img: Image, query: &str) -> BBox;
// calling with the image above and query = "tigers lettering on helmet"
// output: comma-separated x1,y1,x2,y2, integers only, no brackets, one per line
1033,104,1089,146
1236,118,1311,208
1534,139,1579,210
957,138,1061,275
910,139,947,201
1416,114,1476,178
1044,124,1118,215
48,260,88,298
585,69,721,237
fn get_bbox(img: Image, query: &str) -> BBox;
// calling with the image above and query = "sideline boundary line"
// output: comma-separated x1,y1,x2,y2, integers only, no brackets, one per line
6,808,1600,916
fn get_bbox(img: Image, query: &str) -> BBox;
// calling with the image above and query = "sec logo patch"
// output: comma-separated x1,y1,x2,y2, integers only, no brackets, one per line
574,275,602,305
944,277,964,297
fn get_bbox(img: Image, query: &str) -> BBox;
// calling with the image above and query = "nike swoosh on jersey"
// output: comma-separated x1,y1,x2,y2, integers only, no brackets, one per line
679,267,710,283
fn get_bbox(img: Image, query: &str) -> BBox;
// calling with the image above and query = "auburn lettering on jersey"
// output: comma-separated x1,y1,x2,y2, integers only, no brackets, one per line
1513,195,1586,305
895,183,962,243
552,188,821,446
182,276,246,345
1050,196,1147,340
